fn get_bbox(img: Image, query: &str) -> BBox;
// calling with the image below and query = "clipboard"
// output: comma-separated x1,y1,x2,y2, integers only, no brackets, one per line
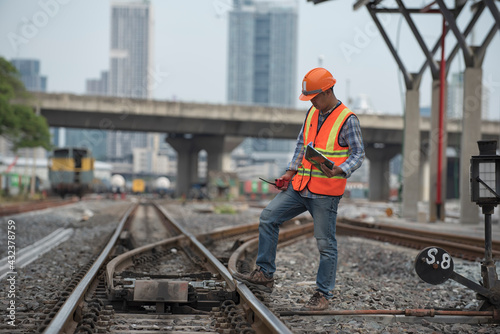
305,142,334,172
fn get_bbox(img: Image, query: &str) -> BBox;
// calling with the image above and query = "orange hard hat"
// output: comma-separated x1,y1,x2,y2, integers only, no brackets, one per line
299,68,336,101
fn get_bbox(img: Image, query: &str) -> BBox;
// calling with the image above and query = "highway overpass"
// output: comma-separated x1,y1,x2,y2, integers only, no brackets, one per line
27,92,500,220
32,92,499,145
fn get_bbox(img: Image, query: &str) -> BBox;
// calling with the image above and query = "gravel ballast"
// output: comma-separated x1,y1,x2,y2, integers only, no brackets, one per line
1,198,498,333
0,199,131,333
163,200,500,334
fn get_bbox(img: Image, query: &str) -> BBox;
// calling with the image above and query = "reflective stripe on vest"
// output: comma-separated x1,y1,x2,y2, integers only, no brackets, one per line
292,104,354,196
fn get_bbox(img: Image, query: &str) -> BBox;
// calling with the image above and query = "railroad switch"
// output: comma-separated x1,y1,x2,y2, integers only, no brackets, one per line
415,246,500,313
189,280,227,289
114,277,237,313
415,140,500,315
133,279,189,302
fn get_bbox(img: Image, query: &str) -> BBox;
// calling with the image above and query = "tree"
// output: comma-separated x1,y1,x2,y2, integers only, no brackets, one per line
0,57,51,151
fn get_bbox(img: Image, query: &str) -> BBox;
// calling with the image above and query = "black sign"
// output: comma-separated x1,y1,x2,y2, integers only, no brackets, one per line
414,247,454,285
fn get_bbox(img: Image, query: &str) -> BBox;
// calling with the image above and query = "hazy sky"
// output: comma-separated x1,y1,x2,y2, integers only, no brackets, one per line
0,0,499,119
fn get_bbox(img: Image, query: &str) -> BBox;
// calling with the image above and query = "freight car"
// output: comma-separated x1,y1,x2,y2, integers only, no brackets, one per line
132,179,145,194
153,176,172,198
49,147,95,198
240,179,280,200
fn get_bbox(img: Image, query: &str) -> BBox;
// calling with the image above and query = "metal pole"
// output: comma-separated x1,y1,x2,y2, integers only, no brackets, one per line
437,16,446,220
485,211,493,265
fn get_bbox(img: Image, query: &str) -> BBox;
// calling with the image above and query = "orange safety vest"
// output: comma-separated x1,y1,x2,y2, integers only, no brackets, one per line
292,104,354,196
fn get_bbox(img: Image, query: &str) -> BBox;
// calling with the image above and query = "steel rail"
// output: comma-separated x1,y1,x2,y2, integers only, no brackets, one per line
0,197,78,216
107,212,295,333
227,217,500,329
43,203,138,334
237,282,294,334
106,213,266,297
279,308,497,317
105,234,186,297
337,222,492,260
227,222,314,334
340,217,500,250
154,202,237,289
337,219,499,260
154,202,296,333
278,308,500,323
228,237,293,334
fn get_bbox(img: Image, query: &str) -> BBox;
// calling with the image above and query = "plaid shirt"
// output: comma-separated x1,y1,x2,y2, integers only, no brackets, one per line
287,101,365,198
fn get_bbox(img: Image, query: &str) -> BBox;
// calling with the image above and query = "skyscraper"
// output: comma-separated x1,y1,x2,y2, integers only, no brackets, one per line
108,1,153,99
227,0,298,169
10,59,47,92
106,1,154,165
227,0,298,108
447,72,463,120
447,72,491,120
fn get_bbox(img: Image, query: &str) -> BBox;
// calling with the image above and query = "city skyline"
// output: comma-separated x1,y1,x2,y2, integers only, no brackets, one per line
0,0,499,120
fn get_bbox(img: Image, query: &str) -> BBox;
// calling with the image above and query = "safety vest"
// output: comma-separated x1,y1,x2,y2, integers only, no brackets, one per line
292,104,354,196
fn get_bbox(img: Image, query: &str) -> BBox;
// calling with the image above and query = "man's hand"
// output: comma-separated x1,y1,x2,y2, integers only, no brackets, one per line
320,163,344,178
276,170,296,190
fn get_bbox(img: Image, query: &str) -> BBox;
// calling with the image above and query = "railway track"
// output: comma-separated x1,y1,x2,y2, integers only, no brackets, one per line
41,204,138,334
37,201,289,333
336,217,500,261
25,200,500,333
0,197,79,216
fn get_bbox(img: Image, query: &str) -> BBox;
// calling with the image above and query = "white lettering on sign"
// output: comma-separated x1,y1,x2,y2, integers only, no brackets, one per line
424,247,451,270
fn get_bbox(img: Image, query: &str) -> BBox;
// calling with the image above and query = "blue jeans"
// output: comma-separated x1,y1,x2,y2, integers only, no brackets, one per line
256,186,341,299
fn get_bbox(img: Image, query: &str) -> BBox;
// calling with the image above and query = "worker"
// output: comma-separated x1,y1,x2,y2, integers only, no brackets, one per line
233,68,365,310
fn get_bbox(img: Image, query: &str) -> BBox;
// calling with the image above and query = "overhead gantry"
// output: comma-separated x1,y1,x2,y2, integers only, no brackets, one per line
308,0,500,224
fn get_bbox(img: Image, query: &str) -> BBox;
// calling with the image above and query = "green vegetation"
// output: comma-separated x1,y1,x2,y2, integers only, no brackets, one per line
214,204,238,214
0,56,51,151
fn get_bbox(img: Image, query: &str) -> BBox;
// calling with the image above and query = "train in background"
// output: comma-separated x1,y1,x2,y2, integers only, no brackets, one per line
49,147,95,198
43,147,174,198
110,174,173,198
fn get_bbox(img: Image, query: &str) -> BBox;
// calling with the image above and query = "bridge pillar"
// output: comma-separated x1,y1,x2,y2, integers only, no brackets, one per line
365,144,400,201
419,144,430,203
197,136,244,172
401,89,421,220
166,136,200,198
459,67,482,224
428,79,448,222
166,135,244,197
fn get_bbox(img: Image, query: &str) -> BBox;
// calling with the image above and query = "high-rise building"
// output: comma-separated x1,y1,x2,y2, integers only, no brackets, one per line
108,1,153,99
447,72,463,120
86,71,108,96
10,59,47,92
447,72,491,120
106,1,155,166
227,0,298,171
65,128,108,160
227,0,298,108
106,131,148,162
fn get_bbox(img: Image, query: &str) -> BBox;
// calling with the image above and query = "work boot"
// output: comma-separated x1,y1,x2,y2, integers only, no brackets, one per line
301,291,328,311
232,267,274,293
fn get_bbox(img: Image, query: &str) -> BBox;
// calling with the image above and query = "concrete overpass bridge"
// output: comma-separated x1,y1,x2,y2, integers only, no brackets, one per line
31,92,500,217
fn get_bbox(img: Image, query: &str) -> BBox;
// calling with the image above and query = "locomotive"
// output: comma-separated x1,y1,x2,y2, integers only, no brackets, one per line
49,147,95,198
